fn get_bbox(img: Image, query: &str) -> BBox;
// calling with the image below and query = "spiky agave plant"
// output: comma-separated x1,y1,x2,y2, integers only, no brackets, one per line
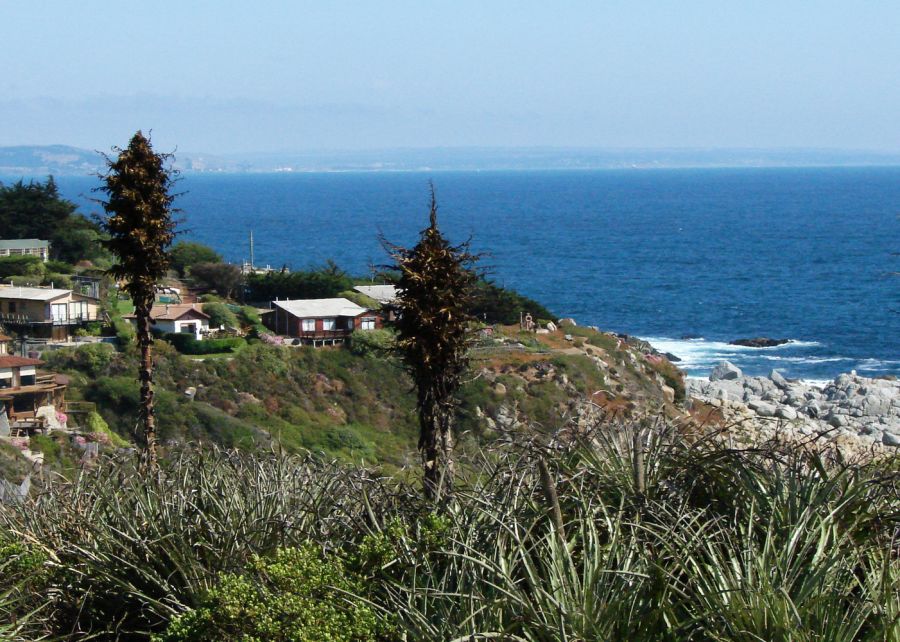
98,131,177,468
383,187,478,500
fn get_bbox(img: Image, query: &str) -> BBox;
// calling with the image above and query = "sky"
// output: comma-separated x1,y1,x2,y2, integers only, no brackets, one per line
2,1,899,155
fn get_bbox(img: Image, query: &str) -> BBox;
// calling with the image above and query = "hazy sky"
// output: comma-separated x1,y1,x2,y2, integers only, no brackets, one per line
2,1,899,154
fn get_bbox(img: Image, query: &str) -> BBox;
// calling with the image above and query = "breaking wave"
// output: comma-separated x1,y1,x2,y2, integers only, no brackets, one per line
641,336,898,380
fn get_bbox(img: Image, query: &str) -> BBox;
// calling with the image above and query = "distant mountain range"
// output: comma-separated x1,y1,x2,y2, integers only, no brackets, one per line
2,144,900,176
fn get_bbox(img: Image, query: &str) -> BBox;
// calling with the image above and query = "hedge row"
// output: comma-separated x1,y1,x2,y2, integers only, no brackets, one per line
163,333,245,355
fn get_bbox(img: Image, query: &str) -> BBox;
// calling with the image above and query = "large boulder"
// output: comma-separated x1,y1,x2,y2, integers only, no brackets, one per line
776,406,798,420
748,401,777,417
769,369,789,389
557,318,577,328
710,361,742,382
882,432,900,448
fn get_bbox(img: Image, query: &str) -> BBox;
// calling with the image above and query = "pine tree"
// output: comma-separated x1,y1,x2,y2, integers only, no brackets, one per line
384,188,478,499
98,131,177,467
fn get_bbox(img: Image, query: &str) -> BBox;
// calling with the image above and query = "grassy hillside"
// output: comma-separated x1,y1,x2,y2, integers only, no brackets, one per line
39,324,682,470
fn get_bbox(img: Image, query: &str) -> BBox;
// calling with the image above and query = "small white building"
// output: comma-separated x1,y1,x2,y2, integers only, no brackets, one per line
126,304,210,340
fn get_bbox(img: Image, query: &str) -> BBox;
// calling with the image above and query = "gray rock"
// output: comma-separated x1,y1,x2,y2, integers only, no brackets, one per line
710,361,742,382
770,369,789,389
803,401,821,419
748,401,777,417
881,432,900,448
776,406,798,420
829,413,848,428
558,318,577,327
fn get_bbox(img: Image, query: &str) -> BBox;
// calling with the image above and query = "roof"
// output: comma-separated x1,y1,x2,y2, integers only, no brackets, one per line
353,284,399,304
272,297,369,318
0,355,43,368
0,334,11,342
0,239,49,250
0,286,73,302
125,304,210,321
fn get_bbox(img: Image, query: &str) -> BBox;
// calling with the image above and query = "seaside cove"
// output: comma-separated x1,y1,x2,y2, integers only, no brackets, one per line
44,166,900,380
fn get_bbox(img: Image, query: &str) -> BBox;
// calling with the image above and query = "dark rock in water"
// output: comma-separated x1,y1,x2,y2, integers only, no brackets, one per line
729,337,791,348
664,352,682,363
681,334,702,340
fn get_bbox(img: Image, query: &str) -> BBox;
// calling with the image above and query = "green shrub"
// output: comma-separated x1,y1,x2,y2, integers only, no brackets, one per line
157,545,387,642
45,259,74,274
85,410,129,447
0,254,44,278
43,272,72,289
164,333,245,355
44,342,116,378
111,315,136,346
201,301,239,329
73,322,103,337
348,328,395,357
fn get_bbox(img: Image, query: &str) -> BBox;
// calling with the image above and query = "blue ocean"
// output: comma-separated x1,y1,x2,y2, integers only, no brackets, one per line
22,167,900,380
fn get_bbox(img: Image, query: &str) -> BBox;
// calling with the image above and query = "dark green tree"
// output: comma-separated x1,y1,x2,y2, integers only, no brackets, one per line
189,261,243,299
384,189,478,499
97,131,178,467
170,241,222,276
0,177,105,263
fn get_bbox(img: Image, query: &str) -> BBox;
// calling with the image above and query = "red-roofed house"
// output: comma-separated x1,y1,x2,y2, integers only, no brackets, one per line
125,303,211,340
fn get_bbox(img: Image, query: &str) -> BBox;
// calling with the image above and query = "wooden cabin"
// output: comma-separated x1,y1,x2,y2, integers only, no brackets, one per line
262,298,380,346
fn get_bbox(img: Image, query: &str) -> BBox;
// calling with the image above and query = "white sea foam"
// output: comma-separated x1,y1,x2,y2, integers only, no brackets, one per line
856,358,900,371
799,379,831,389
641,336,814,368
758,355,851,364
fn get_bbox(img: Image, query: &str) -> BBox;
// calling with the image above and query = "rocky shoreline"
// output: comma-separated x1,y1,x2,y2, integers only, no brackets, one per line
686,361,900,452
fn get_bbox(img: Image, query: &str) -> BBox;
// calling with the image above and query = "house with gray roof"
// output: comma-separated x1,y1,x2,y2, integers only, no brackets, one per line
262,297,380,346
0,285,101,342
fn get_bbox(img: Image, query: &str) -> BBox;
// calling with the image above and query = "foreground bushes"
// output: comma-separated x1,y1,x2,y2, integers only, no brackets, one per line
1,422,898,641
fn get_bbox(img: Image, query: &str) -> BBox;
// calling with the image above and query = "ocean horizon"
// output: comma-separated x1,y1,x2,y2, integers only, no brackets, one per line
9,166,899,380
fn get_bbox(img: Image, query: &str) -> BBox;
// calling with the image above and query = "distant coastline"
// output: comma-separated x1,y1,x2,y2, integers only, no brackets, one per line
4,144,900,176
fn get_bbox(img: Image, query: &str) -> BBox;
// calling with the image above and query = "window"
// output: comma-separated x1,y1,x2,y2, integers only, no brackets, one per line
51,303,67,321
361,317,376,330
8,302,15,313
181,323,196,335
301,318,315,332
20,374,35,386
322,318,336,331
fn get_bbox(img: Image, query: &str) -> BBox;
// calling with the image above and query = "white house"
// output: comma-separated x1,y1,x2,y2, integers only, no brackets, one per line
125,303,211,340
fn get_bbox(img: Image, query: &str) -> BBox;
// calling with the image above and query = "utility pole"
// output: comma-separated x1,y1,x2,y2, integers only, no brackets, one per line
249,230,255,271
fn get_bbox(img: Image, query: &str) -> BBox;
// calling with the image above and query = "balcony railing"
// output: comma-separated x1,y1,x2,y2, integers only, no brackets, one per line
296,329,352,340
0,312,102,326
